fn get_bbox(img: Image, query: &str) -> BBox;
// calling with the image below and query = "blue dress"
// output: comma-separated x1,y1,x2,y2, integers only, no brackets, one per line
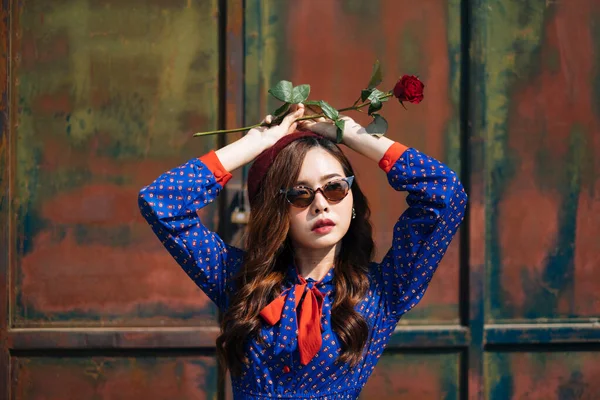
138,145,467,399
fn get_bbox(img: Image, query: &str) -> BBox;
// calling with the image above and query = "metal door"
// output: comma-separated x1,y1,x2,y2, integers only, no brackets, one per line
2,1,599,399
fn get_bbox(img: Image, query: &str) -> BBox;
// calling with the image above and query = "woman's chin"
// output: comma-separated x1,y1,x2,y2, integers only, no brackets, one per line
302,233,342,249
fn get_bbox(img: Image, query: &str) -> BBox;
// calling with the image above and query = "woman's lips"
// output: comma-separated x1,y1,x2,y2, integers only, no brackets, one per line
311,219,335,234
312,225,334,234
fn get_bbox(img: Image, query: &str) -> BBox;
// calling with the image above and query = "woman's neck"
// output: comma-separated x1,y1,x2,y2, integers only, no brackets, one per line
293,243,339,281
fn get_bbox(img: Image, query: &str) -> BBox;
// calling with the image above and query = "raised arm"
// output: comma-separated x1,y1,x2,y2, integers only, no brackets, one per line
138,152,244,310
299,115,467,320
374,145,467,319
139,105,306,311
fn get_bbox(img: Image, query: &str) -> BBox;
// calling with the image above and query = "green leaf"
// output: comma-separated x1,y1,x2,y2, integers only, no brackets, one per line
305,100,321,106
303,100,323,115
273,102,290,117
368,99,382,115
291,84,310,103
368,88,388,102
367,59,383,89
335,119,345,143
361,89,373,102
366,114,388,136
268,80,293,102
319,100,339,120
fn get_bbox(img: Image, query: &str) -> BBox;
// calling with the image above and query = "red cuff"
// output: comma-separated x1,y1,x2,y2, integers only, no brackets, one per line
378,142,408,173
199,151,232,186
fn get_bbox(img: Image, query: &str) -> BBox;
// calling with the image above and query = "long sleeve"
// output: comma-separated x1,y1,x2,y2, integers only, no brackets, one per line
138,151,245,311
371,144,467,320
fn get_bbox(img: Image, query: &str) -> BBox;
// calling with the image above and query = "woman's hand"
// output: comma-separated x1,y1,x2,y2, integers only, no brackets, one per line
297,114,364,144
215,104,305,172
299,114,398,163
246,103,305,149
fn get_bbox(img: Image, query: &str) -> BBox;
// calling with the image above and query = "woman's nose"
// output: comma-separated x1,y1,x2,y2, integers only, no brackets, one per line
311,190,329,212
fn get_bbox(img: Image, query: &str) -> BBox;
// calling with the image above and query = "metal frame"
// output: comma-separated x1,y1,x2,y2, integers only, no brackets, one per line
1,0,12,398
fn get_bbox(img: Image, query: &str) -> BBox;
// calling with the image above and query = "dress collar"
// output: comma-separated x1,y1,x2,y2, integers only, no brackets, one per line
258,262,335,365
286,262,335,288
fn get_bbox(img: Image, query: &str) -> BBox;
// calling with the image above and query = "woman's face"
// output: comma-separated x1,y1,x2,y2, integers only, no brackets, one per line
286,147,354,250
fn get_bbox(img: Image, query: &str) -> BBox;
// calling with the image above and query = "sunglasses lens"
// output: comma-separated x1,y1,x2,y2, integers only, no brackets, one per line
323,180,349,201
284,178,352,208
286,187,313,207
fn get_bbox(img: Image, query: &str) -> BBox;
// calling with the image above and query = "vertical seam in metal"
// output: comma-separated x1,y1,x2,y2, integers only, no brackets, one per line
216,0,227,398
459,0,481,399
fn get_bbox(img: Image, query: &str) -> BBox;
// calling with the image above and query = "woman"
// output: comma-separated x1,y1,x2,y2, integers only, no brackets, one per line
138,103,467,399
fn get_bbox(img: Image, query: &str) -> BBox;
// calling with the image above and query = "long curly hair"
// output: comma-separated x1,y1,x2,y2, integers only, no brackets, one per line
216,136,375,376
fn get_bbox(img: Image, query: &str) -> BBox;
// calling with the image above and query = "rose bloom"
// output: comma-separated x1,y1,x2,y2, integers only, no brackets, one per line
393,75,424,104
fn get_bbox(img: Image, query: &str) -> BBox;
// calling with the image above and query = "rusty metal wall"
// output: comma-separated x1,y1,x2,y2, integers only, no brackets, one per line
1,0,599,399
12,0,222,328
471,0,600,398
2,0,228,398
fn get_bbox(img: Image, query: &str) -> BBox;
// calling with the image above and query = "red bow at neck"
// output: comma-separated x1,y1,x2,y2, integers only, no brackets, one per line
259,275,325,365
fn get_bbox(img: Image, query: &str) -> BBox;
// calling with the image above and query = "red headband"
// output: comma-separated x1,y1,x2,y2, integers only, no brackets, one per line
247,131,321,203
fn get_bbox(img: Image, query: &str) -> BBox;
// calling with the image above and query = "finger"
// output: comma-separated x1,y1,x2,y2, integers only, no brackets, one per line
281,106,304,128
260,115,273,125
299,120,331,136
288,103,304,114
288,121,298,133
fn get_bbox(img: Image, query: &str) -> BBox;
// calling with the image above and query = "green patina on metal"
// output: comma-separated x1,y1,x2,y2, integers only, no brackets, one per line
244,0,291,125
477,0,547,322
486,352,599,399
524,126,583,319
445,0,463,175
14,0,222,324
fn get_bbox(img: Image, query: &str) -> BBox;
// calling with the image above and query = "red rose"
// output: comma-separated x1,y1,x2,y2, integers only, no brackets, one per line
393,75,424,104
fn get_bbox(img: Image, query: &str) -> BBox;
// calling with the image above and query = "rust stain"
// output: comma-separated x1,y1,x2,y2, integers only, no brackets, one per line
20,31,70,71
40,183,141,226
500,0,600,317
40,133,181,184
362,355,448,399
32,92,72,115
508,352,600,399
19,230,212,316
573,188,600,315
499,186,560,312
98,359,215,399
13,357,215,399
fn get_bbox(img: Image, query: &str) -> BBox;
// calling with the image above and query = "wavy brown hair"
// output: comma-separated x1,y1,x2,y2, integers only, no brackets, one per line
216,136,375,376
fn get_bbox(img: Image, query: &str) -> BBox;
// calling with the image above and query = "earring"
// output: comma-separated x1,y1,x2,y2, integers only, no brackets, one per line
352,207,356,219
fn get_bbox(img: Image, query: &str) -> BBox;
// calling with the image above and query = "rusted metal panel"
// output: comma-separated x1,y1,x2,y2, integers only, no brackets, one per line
475,0,600,322
11,0,223,327
361,352,460,399
243,0,463,324
2,0,598,398
221,0,247,247
485,351,600,399
12,356,218,399
2,1,14,398
1,0,10,394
